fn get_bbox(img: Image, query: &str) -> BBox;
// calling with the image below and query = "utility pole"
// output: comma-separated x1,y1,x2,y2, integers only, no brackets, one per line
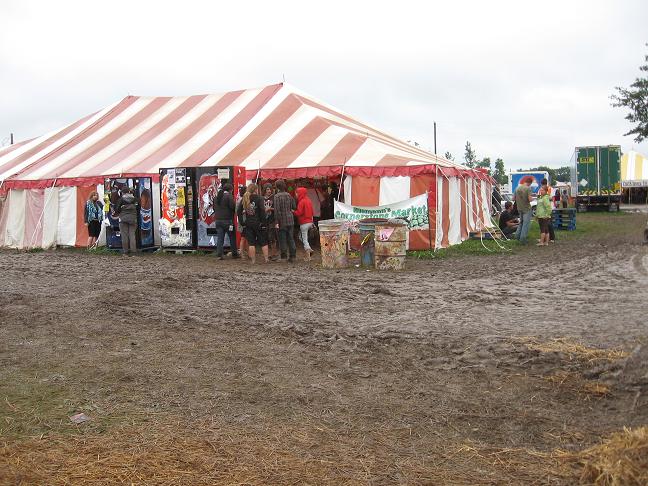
433,122,437,155
10,133,14,145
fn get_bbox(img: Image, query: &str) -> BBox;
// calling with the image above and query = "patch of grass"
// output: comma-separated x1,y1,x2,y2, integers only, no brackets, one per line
409,212,636,260
0,371,127,439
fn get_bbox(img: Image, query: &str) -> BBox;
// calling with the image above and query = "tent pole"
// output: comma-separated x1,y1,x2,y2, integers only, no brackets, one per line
337,158,347,202
426,190,433,251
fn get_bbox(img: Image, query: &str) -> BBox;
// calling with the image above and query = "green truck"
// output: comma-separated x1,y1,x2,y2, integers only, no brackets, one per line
575,145,622,212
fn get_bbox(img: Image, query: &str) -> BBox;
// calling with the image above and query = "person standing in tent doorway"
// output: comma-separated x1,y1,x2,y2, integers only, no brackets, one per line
273,179,297,263
84,191,103,250
113,186,138,255
237,183,269,264
514,176,534,245
293,186,314,261
212,182,240,260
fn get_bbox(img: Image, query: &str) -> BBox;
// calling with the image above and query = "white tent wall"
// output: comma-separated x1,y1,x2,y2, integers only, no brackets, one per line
42,187,60,248
435,177,444,249
6,189,26,248
342,176,352,204
480,180,492,225
379,176,411,205
448,177,462,245
56,187,77,247
466,179,477,231
24,189,45,249
0,192,9,247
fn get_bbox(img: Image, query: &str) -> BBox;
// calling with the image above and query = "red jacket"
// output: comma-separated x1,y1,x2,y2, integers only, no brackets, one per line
293,187,314,225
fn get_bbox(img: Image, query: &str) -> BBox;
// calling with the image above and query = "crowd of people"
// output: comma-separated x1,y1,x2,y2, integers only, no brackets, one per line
89,178,339,260
498,176,569,246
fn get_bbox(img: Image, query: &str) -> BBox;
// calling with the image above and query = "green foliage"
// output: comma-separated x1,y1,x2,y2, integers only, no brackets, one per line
464,141,477,168
611,45,648,143
527,165,556,182
444,151,454,161
493,158,507,185
554,166,571,183
476,157,492,174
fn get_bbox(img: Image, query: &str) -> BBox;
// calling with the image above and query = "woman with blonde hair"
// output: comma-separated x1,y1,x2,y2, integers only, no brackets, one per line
236,183,269,263
535,186,552,246
84,191,104,249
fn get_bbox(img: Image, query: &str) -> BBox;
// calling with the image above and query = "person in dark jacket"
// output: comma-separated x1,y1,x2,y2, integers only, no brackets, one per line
113,186,138,255
263,183,279,260
237,183,269,264
212,183,239,260
320,181,339,221
273,179,296,262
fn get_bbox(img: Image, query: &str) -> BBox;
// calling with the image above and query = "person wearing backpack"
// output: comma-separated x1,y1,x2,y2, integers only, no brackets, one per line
113,186,138,255
237,183,269,264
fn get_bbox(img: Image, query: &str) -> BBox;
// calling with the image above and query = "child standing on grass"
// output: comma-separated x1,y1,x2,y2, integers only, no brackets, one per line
535,186,553,246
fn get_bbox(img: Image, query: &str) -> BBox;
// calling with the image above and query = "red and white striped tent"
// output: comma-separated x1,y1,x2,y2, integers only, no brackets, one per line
0,83,494,250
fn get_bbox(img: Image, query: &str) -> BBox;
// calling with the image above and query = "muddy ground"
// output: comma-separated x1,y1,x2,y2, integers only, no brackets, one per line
1,212,647,485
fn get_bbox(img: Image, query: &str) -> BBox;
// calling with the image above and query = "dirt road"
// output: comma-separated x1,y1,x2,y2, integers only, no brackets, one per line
1,213,647,484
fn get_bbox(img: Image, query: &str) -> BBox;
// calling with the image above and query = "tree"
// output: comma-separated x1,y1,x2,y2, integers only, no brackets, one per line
527,165,556,182
444,151,454,161
476,157,492,175
463,141,477,168
492,158,506,185
611,45,648,143
554,166,571,183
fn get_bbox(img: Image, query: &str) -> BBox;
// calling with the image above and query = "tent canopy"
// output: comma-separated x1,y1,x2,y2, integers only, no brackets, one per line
0,83,477,190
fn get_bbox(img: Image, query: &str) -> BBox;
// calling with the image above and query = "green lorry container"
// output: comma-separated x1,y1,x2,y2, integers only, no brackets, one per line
575,146,621,211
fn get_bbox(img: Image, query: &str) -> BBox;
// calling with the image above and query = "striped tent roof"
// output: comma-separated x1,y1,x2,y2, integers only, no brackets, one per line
0,83,467,189
621,150,648,187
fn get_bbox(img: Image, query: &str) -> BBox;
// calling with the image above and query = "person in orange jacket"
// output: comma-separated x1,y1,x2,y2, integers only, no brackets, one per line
293,187,314,260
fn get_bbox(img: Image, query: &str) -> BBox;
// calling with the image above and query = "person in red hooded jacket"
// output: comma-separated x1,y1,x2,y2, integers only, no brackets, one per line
293,186,314,260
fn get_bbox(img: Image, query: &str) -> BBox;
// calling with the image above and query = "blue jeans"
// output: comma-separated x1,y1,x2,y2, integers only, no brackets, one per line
515,210,532,244
278,226,296,259
215,220,237,257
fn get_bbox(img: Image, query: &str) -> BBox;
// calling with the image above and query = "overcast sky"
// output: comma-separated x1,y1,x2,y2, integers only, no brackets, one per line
1,0,646,170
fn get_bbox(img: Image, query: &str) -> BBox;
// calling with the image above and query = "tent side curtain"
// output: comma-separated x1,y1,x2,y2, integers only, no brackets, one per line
0,185,101,249
435,171,494,249
345,174,437,251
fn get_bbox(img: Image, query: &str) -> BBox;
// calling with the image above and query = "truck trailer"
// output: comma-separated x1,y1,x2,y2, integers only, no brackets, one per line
575,145,622,212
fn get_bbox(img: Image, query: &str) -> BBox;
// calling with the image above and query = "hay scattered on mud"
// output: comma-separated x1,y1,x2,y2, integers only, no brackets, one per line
563,426,648,486
544,371,611,397
518,337,629,363
0,418,567,485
